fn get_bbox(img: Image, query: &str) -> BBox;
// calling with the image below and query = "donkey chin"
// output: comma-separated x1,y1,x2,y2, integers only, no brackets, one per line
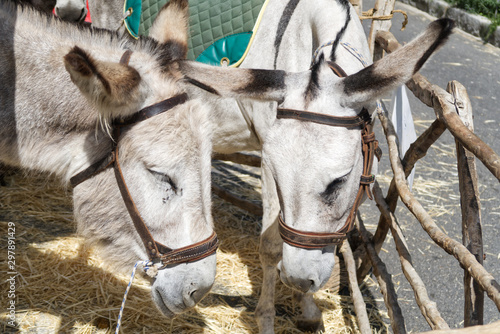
277,244,336,294
151,253,217,318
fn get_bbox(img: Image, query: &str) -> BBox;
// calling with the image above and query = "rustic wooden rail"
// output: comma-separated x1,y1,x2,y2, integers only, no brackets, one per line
349,30,500,332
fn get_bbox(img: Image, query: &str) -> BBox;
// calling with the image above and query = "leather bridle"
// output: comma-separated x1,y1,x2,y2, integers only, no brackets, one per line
70,51,218,270
276,62,380,249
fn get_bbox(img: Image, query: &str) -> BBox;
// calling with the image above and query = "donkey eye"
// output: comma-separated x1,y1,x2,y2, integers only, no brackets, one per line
148,169,177,193
321,177,346,201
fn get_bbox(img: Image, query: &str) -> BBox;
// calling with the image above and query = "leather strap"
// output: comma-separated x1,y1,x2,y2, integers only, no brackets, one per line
70,90,219,265
70,152,115,187
72,94,189,187
327,61,348,78
276,108,366,129
279,215,347,248
113,139,162,259
120,49,133,65
112,138,219,264
157,231,219,267
277,62,379,249
113,93,188,128
278,123,378,248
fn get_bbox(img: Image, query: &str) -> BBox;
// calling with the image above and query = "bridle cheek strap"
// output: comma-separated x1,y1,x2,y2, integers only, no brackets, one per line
70,81,218,266
277,120,378,248
276,62,380,249
112,138,218,266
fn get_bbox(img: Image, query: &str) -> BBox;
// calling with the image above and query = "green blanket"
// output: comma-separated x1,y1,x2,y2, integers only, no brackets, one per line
124,0,267,66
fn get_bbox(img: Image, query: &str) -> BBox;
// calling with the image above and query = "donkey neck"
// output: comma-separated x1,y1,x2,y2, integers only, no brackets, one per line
208,0,370,154
241,0,369,72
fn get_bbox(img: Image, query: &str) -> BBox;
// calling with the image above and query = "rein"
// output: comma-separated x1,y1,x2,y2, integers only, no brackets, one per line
276,62,380,249
70,51,218,273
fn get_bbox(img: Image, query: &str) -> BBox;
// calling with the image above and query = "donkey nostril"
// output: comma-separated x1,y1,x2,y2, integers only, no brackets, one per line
185,284,211,307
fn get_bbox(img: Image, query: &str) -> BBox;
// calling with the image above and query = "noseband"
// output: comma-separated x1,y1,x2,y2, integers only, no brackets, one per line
276,62,380,249
70,51,218,270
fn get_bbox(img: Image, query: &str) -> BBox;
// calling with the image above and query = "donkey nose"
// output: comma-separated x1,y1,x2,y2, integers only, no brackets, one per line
286,275,320,293
55,6,86,22
183,282,212,308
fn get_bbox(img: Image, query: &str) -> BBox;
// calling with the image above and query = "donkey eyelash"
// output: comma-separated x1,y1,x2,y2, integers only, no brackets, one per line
148,169,178,193
321,176,347,202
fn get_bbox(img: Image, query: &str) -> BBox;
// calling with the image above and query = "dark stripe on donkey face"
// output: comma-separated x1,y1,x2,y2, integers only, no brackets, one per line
329,1,351,63
414,18,455,74
305,54,324,103
273,0,301,69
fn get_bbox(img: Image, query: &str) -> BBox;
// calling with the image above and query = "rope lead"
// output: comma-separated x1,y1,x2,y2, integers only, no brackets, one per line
115,260,149,334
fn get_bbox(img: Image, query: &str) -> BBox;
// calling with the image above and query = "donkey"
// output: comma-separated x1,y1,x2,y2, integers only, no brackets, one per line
87,0,454,332
0,0,218,319
16,0,87,22
178,11,454,334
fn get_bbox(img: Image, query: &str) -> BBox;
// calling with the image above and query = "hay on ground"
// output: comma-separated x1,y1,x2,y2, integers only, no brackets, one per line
1,169,388,333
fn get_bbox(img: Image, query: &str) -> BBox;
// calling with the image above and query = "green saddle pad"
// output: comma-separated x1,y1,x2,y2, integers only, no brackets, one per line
124,0,267,65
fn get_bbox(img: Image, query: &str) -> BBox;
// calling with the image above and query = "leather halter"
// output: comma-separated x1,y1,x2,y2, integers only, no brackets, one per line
276,62,380,249
70,51,218,268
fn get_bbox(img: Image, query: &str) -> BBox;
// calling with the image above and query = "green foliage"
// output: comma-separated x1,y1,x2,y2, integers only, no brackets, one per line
444,0,499,19
444,0,500,41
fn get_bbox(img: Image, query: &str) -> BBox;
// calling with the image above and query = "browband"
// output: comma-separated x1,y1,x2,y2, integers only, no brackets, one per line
276,107,371,129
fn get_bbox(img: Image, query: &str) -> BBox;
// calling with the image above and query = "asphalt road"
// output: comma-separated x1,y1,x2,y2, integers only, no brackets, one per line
358,1,500,331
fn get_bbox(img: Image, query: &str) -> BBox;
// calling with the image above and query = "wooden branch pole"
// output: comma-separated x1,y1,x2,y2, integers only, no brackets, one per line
377,107,500,312
373,182,450,330
368,0,396,60
349,0,362,16
417,320,500,334
448,81,484,326
356,215,407,334
340,241,372,334
356,118,447,280
376,30,500,182
356,30,447,280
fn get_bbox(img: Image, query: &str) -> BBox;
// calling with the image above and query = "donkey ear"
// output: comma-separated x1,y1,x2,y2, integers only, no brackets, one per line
63,46,142,120
178,60,288,102
339,18,454,108
148,0,189,59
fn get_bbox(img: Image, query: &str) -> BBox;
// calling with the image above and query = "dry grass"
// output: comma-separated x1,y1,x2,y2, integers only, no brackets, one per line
0,169,389,334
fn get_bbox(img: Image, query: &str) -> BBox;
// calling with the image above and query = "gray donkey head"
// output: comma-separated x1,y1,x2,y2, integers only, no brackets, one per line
0,0,214,318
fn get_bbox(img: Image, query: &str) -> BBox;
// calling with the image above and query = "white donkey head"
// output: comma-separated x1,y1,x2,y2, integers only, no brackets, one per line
178,18,454,292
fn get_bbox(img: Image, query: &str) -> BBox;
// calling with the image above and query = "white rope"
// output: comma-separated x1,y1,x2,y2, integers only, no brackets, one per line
311,40,336,67
311,40,371,68
115,260,149,334
340,42,370,67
